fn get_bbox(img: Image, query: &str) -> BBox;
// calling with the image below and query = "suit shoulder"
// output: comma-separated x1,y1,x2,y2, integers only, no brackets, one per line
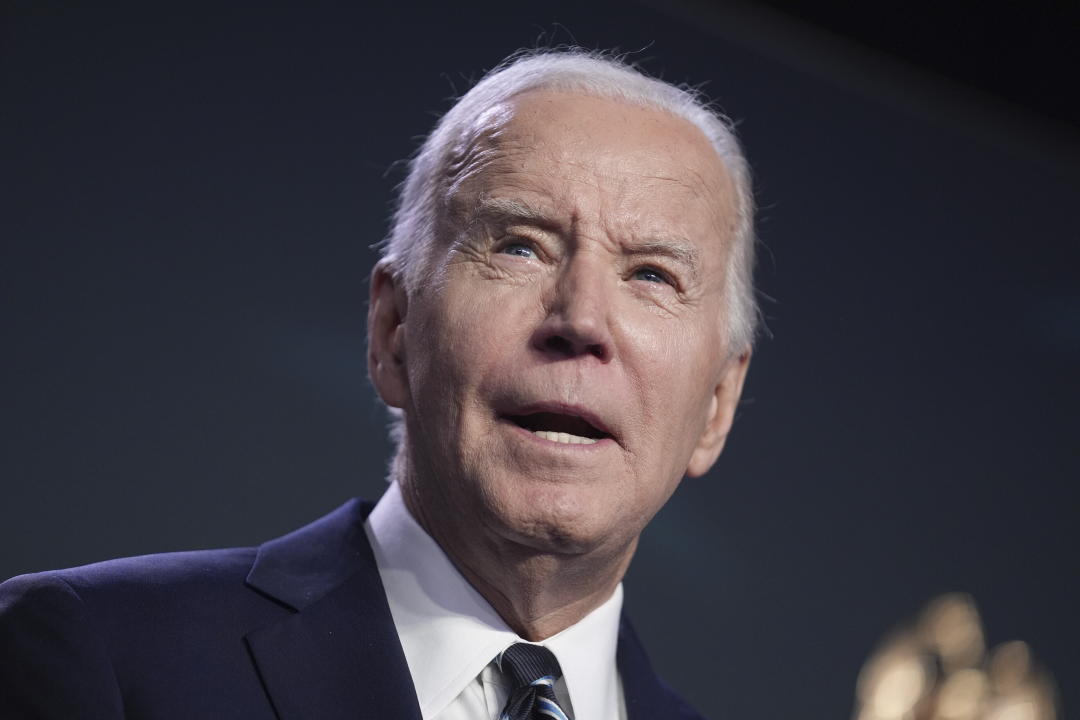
0,546,278,638
0,570,87,623
4,546,254,600
0,572,127,716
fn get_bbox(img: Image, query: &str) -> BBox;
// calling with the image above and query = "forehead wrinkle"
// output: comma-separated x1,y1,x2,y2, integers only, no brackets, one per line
442,104,536,215
443,127,556,229
610,164,736,275
445,97,734,277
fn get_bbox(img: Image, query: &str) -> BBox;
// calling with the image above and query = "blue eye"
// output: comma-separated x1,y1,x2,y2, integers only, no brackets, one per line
634,267,668,284
500,242,534,258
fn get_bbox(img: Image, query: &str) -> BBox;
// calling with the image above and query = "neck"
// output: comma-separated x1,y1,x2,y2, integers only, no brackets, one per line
396,469,635,641
452,535,634,641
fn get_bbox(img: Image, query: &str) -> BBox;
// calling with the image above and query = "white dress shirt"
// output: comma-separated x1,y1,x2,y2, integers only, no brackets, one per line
365,481,627,720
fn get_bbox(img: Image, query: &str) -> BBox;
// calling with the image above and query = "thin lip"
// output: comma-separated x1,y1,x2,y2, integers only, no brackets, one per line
503,419,617,450
498,401,618,443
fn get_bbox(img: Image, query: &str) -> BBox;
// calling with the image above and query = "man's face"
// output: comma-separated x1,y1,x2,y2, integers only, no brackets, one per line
370,91,749,560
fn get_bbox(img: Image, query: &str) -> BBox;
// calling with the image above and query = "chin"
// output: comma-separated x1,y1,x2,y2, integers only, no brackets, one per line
483,479,625,556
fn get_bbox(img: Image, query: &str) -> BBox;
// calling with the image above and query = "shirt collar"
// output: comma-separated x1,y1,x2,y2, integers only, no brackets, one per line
365,480,624,720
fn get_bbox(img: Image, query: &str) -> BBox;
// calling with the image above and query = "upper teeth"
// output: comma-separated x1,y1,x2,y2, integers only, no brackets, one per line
531,430,598,445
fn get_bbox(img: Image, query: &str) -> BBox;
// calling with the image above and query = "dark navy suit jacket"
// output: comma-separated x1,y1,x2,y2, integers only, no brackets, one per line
0,499,705,719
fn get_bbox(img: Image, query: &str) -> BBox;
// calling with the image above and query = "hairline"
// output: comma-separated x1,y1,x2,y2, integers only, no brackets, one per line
384,51,756,349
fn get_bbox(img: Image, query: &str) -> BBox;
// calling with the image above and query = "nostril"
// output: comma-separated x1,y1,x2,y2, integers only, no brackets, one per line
543,335,575,357
533,324,612,362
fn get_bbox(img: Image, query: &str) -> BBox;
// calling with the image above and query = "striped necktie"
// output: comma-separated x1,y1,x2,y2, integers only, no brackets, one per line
497,643,571,720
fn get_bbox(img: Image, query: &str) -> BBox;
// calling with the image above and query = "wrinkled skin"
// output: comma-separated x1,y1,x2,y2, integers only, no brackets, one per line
368,91,751,638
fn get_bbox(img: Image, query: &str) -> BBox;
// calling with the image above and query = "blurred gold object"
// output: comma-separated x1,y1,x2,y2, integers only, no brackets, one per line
856,636,932,719
936,668,988,719
918,594,985,672
854,593,1058,720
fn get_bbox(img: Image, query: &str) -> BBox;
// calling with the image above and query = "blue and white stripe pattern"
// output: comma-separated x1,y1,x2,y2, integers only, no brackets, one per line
532,692,570,720
497,644,571,720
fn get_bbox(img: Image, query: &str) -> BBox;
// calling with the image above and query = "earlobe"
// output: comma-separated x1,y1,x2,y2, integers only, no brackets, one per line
685,350,751,478
367,259,410,409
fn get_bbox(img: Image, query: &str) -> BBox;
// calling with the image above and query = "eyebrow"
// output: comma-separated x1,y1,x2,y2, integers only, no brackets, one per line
468,196,561,229
624,239,702,283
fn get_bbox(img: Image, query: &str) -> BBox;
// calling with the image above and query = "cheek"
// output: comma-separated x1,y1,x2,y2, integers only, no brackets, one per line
414,277,528,402
628,320,718,459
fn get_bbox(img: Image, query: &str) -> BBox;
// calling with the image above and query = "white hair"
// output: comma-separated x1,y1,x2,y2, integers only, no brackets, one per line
377,49,758,465
381,48,758,350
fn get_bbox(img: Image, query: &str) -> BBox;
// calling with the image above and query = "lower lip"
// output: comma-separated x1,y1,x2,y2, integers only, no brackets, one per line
501,418,617,452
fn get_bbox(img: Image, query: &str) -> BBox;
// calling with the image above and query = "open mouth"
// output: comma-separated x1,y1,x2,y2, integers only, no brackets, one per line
506,411,611,445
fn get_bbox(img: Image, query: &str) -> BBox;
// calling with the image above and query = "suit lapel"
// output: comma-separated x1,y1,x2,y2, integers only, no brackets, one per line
618,615,692,720
240,497,690,720
243,499,422,720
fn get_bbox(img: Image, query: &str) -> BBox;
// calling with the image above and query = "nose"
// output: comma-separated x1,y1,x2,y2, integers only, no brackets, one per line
530,255,614,362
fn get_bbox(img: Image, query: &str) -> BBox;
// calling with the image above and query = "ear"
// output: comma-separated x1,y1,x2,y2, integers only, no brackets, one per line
685,349,751,478
367,258,410,409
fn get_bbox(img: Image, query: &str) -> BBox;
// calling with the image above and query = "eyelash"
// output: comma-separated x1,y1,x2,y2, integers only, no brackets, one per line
498,240,536,259
495,239,676,289
632,266,673,286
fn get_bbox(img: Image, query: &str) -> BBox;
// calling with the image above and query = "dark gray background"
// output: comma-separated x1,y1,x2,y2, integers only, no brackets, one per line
2,1,1077,717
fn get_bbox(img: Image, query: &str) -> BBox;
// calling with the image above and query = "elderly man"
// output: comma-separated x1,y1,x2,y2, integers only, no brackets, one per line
0,49,755,719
